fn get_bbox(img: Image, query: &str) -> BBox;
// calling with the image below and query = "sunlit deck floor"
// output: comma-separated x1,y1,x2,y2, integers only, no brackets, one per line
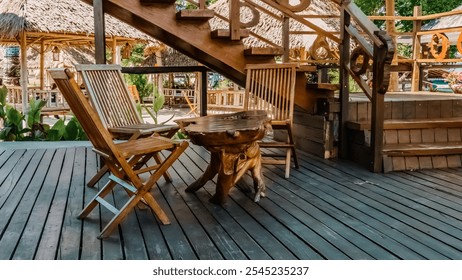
0,141,461,260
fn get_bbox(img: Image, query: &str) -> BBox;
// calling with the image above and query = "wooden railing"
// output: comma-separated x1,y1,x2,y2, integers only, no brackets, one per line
368,7,462,92
339,1,395,172
185,0,341,64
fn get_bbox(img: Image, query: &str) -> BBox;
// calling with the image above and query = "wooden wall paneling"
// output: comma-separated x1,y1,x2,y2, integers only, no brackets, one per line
447,128,462,142
440,100,453,118
421,128,435,143
409,129,422,143
415,101,428,119
434,128,448,143
357,102,368,121
452,100,462,117
398,129,410,144
348,102,358,121
383,101,392,119
418,156,433,169
447,155,462,168
431,156,448,169
382,155,393,173
384,129,398,144
392,156,406,171
405,156,420,171
402,101,416,119
391,101,403,119
427,100,441,118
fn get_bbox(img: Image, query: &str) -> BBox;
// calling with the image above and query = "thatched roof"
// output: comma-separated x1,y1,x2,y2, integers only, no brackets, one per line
209,0,339,49
143,44,199,67
0,0,156,46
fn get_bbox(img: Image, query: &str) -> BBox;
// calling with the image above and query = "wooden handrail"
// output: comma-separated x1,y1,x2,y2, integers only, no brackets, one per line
339,0,395,173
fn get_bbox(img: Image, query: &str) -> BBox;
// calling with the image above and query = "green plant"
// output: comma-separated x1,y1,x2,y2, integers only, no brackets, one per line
142,87,175,124
0,86,29,141
47,116,88,141
0,86,87,141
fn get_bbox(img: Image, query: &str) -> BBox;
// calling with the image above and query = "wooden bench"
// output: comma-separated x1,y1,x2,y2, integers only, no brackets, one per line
347,117,462,171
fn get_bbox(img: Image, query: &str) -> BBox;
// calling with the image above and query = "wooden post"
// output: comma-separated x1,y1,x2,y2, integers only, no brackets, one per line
40,41,45,90
370,31,387,173
386,0,399,92
282,16,290,63
339,5,351,159
411,6,422,92
229,0,240,40
200,68,208,116
20,31,28,117
111,37,119,64
93,0,107,64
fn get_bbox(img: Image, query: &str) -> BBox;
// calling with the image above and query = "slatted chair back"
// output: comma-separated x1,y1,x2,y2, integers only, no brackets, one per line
48,68,123,163
244,63,297,125
76,64,143,129
243,63,299,178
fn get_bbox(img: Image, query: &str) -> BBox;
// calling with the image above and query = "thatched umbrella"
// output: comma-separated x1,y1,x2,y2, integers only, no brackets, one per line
0,0,157,113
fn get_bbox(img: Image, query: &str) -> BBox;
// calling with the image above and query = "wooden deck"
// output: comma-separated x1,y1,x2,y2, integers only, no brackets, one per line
0,141,462,260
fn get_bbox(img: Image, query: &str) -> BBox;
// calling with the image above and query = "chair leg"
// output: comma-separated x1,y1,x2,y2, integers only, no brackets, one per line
287,125,299,169
153,153,172,182
285,148,291,179
87,164,109,188
142,192,170,224
78,180,117,219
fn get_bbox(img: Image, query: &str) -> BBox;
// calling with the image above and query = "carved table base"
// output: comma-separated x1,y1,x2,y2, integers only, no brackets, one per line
186,141,266,205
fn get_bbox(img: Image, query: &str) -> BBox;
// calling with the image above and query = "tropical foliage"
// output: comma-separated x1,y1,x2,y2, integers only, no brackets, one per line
0,86,87,141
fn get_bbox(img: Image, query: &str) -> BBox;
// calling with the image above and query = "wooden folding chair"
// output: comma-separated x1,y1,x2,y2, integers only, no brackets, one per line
49,68,188,239
244,63,299,178
75,64,179,188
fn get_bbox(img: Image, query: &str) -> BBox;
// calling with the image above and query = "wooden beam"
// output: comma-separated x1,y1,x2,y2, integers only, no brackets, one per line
40,41,45,90
339,6,351,160
93,0,107,64
386,0,399,91
282,16,290,63
411,6,422,92
229,0,241,40
20,31,28,117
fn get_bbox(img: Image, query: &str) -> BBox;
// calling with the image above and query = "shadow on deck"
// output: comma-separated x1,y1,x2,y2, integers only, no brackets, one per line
0,141,461,260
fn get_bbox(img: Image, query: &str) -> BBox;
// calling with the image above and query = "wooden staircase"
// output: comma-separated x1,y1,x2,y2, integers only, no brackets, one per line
79,0,325,112
346,94,462,172
80,0,278,85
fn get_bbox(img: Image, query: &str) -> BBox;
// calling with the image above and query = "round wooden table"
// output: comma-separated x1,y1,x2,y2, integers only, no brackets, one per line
175,110,271,204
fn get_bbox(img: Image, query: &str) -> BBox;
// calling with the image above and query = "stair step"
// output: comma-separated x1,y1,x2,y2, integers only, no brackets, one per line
383,142,462,156
140,0,176,4
306,83,340,91
297,65,318,72
347,117,462,131
211,29,249,39
176,9,215,20
244,47,284,56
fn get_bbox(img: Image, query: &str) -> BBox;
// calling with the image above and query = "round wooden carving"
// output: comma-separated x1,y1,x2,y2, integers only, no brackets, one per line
239,2,260,28
309,36,332,60
427,33,449,61
350,47,370,76
276,0,311,12
457,32,462,55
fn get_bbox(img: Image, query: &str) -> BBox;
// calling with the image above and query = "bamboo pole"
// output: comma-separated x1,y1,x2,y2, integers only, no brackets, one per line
20,31,29,117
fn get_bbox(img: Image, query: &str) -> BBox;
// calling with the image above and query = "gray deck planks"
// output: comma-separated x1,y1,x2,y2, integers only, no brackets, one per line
0,144,461,260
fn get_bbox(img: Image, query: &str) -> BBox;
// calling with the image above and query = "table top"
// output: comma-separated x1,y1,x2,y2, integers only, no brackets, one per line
175,110,270,146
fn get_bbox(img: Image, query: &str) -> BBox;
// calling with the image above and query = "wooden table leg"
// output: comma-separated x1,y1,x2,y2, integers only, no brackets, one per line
185,151,220,192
